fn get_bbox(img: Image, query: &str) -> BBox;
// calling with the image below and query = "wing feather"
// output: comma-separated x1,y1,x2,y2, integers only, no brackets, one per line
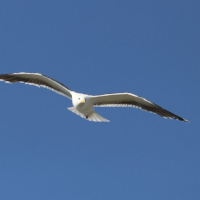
0,72,72,99
90,93,188,122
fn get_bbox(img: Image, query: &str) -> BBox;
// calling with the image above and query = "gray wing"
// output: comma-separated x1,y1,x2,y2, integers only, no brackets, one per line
90,93,188,122
0,72,72,99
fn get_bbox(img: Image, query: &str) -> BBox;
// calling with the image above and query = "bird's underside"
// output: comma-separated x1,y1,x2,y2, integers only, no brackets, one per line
0,72,188,122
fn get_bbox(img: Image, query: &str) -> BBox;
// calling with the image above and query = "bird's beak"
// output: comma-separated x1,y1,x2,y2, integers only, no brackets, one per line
81,99,85,104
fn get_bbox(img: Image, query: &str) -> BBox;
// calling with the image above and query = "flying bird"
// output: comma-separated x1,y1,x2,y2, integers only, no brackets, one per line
0,72,188,122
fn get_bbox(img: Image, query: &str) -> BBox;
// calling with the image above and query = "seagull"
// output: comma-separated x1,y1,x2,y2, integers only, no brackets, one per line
0,72,188,122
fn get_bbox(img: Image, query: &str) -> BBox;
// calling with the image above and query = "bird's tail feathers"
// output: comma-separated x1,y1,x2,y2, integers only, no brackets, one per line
67,107,110,122
87,111,110,122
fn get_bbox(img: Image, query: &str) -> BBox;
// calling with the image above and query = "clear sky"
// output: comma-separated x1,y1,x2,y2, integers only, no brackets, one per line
0,0,199,199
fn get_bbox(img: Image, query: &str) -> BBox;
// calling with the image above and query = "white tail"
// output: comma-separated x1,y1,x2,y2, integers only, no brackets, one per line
68,107,110,122
87,111,110,122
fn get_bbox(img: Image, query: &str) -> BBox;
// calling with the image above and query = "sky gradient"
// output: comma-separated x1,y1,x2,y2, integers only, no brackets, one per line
0,1,199,199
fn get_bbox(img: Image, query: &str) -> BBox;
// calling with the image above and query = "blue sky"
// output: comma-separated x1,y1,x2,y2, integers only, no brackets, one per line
0,0,199,199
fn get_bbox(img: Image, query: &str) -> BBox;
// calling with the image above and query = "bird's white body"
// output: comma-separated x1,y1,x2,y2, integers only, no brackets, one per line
0,72,188,122
70,92,109,122
71,92,91,114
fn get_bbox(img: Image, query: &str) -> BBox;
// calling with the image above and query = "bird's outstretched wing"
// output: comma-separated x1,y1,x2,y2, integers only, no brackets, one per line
0,72,72,99
90,93,188,122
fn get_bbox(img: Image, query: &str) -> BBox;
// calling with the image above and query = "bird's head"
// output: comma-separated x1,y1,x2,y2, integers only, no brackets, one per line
72,93,86,108
78,97,85,104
